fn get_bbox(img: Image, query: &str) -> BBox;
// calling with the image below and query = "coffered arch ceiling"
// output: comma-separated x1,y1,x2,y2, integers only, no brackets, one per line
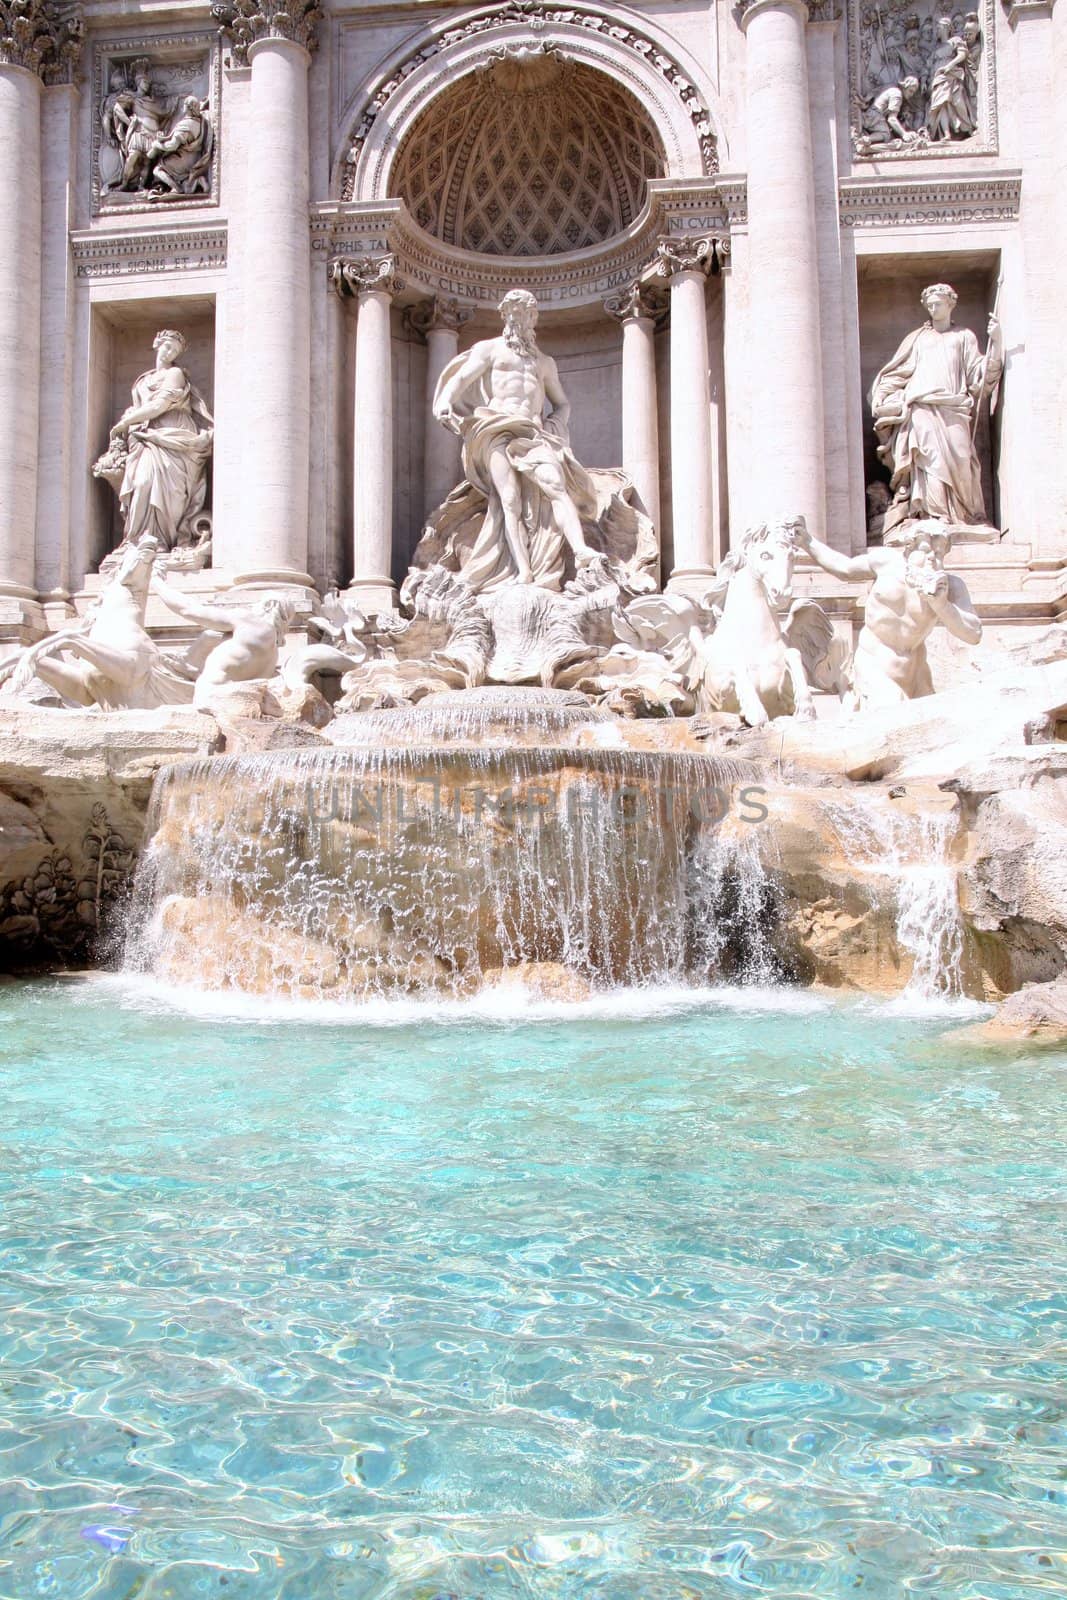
390,51,667,257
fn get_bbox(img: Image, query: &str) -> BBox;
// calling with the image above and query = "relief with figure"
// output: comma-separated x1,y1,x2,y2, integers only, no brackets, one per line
850,0,995,158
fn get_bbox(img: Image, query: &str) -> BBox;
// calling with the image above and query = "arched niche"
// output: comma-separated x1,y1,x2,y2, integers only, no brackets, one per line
333,3,725,209
391,51,666,258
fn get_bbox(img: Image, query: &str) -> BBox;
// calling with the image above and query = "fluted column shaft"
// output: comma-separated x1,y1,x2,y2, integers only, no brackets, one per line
607,284,663,543
424,324,459,518
231,37,313,588
418,300,469,519
353,288,393,598
741,0,825,532
337,257,398,609
0,65,43,604
660,242,714,592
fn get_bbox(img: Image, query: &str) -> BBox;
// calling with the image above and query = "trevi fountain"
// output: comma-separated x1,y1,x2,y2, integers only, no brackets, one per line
1,0,1066,1594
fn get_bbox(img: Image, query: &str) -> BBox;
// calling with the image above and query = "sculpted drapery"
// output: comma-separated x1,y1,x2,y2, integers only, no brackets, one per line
119,366,213,549
871,283,1002,534
418,290,656,594
94,330,214,556
430,386,635,595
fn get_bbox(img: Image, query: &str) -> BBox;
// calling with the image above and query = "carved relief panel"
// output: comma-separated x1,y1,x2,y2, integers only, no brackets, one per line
849,0,997,159
92,34,221,213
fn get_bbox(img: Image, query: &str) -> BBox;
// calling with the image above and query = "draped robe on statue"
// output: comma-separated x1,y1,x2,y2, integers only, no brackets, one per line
119,368,214,550
871,322,1000,532
417,354,656,594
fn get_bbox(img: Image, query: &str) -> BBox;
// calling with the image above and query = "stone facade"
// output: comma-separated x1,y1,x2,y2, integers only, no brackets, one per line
1,0,1065,647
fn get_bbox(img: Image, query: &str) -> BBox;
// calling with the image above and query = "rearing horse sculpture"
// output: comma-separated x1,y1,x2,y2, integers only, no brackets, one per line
695,518,836,726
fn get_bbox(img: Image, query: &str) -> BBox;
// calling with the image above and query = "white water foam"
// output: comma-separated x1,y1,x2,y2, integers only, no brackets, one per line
857,990,992,1022
84,970,835,1030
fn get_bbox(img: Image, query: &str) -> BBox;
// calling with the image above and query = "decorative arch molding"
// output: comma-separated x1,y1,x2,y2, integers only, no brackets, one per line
333,0,724,204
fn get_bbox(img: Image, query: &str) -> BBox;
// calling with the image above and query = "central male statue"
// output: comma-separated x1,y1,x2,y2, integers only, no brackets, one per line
428,289,649,593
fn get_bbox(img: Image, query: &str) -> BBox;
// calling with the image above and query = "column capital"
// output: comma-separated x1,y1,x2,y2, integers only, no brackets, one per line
330,254,404,302
655,236,728,281
212,0,319,68
403,295,473,340
0,0,83,83
604,280,669,327
735,0,818,30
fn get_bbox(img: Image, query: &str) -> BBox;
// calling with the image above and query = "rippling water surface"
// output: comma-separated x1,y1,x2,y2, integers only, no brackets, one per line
1,976,1065,1599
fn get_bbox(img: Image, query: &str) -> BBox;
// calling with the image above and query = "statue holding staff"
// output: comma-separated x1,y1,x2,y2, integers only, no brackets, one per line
871,282,1002,537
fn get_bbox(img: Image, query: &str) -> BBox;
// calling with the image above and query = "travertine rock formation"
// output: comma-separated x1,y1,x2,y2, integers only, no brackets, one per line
0,707,220,966
955,976,1067,1047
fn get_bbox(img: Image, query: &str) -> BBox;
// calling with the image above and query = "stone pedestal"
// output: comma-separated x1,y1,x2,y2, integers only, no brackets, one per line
606,283,663,548
740,0,825,535
659,240,715,595
228,36,315,594
0,65,43,626
337,257,399,611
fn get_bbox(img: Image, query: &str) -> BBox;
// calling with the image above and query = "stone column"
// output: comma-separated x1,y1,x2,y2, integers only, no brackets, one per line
408,297,471,520
36,69,80,612
604,281,664,540
1005,0,1065,558
739,0,825,534
0,2,78,636
219,0,317,594
334,256,401,611
658,239,715,594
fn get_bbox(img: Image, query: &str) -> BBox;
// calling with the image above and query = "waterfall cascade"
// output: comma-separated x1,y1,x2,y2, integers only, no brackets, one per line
327,688,617,749
825,800,965,999
123,690,774,1001
121,690,970,1004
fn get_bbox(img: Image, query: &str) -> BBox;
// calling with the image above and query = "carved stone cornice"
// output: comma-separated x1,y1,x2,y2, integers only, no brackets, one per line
330,254,402,300
339,0,719,201
211,0,319,68
838,171,1022,228
314,178,738,312
70,222,227,280
1001,0,1054,18
603,280,669,324
403,296,474,338
0,0,82,83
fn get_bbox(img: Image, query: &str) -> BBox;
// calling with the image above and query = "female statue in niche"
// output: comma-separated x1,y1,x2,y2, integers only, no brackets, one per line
870,283,1002,536
93,329,214,563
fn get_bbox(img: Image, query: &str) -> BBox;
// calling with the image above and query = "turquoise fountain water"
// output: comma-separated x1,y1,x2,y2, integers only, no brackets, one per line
2,976,1065,1598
